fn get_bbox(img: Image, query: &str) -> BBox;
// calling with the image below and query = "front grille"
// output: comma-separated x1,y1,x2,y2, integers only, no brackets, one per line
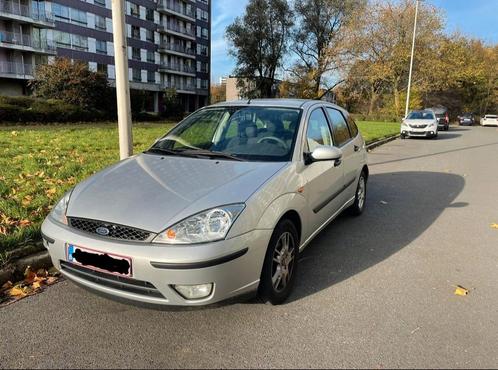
60,261,165,299
67,217,151,242
409,124,427,129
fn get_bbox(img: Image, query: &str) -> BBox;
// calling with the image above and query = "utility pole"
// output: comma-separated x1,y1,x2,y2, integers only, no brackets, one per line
111,0,133,159
405,0,420,118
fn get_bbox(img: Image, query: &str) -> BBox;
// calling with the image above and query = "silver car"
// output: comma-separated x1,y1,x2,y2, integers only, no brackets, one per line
41,99,368,306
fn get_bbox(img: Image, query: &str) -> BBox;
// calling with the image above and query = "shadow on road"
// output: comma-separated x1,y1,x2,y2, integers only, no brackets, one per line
370,141,498,166
289,171,466,303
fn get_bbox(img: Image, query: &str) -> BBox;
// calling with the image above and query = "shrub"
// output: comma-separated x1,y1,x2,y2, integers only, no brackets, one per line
0,96,108,124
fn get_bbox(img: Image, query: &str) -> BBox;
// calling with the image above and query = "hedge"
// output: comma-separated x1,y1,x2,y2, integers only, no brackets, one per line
350,113,401,123
0,96,164,124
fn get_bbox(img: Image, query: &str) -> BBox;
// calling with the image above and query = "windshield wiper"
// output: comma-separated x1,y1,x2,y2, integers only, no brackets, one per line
144,147,183,156
179,149,246,161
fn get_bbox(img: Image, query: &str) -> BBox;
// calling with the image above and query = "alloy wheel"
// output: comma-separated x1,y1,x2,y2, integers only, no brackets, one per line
271,231,295,293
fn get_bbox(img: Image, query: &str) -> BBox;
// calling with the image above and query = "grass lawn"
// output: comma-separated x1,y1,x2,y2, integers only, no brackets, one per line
0,120,399,259
356,121,400,143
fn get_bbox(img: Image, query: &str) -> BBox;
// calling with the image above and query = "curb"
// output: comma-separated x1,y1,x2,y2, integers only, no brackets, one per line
0,249,52,286
366,134,400,151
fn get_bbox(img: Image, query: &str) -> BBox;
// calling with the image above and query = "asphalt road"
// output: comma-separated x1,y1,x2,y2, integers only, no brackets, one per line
2,126,498,369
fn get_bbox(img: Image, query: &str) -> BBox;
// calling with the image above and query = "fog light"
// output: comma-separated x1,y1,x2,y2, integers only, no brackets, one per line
173,283,213,300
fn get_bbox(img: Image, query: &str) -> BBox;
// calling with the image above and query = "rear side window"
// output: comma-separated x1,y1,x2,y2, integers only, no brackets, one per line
326,108,351,146
346,115,359,137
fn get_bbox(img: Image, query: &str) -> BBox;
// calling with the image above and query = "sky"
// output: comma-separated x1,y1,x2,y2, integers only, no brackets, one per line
210,0,498,84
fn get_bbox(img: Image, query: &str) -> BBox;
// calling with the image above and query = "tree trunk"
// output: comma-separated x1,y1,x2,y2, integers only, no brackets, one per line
368,86,377,115
393,78,400,117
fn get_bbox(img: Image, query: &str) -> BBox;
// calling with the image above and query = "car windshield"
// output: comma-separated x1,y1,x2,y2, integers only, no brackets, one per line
149,106,302,162
485,115,497,119
407,111,435,120
462,113,472,118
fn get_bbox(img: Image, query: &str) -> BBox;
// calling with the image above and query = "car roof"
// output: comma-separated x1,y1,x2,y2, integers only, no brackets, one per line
210,98,345,111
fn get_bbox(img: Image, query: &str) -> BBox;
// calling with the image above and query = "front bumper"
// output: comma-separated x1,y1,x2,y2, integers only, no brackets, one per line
41,217,272,306
401,128,437,138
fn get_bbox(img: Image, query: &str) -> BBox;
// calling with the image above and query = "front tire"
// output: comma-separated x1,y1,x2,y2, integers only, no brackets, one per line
349,171,367,216
259,219,299,305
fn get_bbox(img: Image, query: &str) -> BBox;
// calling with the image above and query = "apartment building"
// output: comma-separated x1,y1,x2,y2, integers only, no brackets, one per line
0,0,211,112
0,0,56,95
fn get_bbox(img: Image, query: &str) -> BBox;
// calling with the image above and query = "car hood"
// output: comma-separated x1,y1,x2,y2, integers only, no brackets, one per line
404,119,435,125
67,154,287,233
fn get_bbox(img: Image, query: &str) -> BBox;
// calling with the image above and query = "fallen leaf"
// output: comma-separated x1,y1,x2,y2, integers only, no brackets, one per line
1,281,13,290
491,223,498,229
24,266,36,283
8,286,27,297
454,285,469,296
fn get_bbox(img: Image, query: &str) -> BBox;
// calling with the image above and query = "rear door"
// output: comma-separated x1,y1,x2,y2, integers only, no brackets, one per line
325,107,358,201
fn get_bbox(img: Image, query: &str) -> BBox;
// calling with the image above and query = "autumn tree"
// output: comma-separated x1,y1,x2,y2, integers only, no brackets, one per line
290,0,365,99
30,58,111,110
226,0,293,98
210,83,226,104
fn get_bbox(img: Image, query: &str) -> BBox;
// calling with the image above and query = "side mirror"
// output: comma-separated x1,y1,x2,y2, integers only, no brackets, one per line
305,145,343,165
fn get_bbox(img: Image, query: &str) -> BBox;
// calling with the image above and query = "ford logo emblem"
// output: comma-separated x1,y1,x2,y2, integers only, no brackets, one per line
96,226,110,236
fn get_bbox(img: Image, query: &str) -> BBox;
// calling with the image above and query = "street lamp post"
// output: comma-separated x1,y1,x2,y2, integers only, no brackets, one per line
111,0,133,159
405,0,420,118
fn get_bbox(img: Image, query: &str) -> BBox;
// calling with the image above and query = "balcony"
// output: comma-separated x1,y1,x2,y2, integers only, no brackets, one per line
162,80,196,94
157,0,195,20
0,1,55,27
159,62,196,76
157,22,196,40
158,42,195,58
0,61,33,78
0,30,56,54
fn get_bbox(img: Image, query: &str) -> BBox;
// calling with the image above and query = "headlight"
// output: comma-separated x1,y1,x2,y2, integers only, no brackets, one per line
153,204,245,244
49,190,72,225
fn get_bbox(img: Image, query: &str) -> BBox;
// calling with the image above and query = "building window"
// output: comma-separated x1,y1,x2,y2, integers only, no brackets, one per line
95,15,106,30
71,34,88,50
131,25,140,39
94,0,106,7
197,44,208,56
132,68,142,82
97,63,107,74
197,0,208,4
132,47,141,61
146,50,154,63
53,4,69,21
71,8,87,25
201,28,208,39
96,40,107,54
201,79,208,89
196,9,208,22
130,3,139,17
146,29,154,42
146,8,154,21
147,70,155,83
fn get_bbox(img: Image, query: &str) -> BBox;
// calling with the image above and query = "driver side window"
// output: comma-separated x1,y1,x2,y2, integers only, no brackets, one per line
306,108,333,152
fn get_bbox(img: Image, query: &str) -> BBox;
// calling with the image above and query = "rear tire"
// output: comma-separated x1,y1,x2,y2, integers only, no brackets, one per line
259,219,299,305
349,171,367,216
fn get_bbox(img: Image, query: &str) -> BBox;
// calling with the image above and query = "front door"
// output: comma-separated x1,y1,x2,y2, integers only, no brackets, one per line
301,107,345,232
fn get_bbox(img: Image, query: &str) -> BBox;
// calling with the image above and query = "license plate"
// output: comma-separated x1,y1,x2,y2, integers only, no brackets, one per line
66,244,132,277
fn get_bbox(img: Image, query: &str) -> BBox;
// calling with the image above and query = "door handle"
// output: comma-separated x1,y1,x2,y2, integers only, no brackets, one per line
354,145,360,152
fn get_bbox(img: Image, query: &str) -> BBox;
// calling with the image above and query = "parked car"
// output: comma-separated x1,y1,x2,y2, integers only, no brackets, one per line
480,114,498,127
458,112,475,126
400,110,439,139
427,106,450,131
41,99,369,306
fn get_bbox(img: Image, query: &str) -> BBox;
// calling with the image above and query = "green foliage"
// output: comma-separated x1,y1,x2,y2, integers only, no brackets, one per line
30,58,112,110
162,88,184,119
226,0,293,98
0,96,107,124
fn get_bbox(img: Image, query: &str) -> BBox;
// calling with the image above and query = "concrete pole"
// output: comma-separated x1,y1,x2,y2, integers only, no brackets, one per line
111,0,133,159
405,0,419,118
